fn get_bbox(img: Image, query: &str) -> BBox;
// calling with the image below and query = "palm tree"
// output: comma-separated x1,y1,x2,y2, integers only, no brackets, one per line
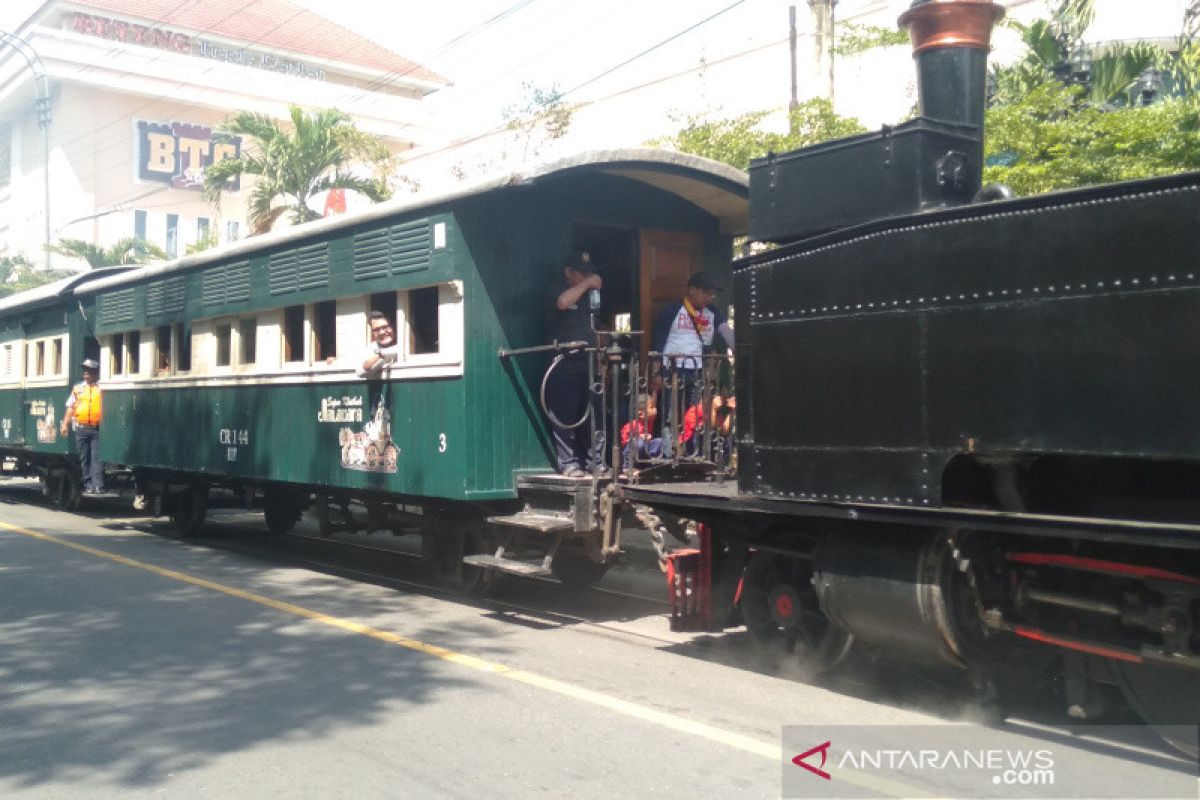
203,105,394,235
47,237,167,269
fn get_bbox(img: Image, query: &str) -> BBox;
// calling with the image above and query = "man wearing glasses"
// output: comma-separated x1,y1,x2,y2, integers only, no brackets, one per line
357,311,400,379
651,272,735,454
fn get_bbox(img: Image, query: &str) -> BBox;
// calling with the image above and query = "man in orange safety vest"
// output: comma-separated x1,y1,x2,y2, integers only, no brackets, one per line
60,358,104,494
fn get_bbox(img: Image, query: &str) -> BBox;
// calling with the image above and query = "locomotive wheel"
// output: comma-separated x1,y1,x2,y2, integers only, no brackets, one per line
551,554,611,590
1111,660,1200,759
169,486,208,538
741,548,853,679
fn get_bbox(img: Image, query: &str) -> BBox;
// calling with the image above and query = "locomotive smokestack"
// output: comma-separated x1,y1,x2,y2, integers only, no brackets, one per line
899,0,1004,133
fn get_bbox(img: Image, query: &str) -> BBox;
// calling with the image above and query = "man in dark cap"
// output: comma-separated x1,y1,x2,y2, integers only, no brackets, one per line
543,250,604,477
60,358,105,494
652,272,735,453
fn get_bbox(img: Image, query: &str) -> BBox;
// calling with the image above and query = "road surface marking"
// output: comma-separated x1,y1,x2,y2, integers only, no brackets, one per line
2,520,929,796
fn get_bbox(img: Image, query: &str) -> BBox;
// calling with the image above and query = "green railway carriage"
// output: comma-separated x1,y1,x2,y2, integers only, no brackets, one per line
73,150,748,587
0,269,127,506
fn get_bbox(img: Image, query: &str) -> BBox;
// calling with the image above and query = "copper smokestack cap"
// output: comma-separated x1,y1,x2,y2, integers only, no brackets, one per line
898,0,1005,55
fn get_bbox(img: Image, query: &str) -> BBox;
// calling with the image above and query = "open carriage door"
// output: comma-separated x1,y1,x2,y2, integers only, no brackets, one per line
638,228,703,362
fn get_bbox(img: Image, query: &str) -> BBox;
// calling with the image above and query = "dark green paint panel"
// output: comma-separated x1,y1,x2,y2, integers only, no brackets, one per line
101,378,468,499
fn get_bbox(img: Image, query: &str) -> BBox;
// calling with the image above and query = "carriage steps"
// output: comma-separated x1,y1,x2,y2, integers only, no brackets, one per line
461,554,553,578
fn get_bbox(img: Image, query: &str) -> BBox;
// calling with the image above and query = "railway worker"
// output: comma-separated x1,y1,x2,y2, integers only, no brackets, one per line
544,250,604,478
652,272,735,451
357,311,401,379
59,358,105,494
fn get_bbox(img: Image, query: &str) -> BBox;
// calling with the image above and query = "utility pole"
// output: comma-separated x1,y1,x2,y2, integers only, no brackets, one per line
808,0,836,103
789,5,799,134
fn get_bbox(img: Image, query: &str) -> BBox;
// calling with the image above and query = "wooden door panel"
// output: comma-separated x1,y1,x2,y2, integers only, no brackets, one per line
638,229,703,358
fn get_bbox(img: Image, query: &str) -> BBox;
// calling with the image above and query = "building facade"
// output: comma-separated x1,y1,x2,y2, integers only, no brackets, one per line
0,0,444,269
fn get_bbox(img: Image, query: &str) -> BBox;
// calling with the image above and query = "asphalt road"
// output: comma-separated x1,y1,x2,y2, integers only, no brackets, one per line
0,479,1195,799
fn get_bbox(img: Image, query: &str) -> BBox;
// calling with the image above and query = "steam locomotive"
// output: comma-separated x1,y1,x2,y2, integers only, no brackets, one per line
622,0,1200,756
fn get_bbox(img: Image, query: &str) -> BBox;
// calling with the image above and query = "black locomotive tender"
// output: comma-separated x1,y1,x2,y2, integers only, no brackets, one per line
622,0,1200,754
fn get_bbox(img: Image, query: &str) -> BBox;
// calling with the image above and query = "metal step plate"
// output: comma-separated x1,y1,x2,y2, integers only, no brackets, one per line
462,554,552,577
487,513,575,535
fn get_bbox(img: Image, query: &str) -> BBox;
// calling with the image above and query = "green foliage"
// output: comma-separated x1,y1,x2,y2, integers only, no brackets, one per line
203,105,393,234
984,0,1200,194
652,99,866,170
47,238,167,269
984,83,1200,194
0,253,75,298
502,82,575,161
185,229,221,256
834,23,909,57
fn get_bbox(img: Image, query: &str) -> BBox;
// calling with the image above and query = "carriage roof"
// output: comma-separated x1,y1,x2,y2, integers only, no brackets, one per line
74,149,749,297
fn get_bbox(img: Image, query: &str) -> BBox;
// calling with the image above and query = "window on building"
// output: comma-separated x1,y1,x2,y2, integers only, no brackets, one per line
408,287,440,355
110,333,125,375
134,209,147,241
312,301,336,362
214,323,232,367
238,318,256,366
166,214,179,258
155,325,171,375
174,323,191,372
226,220,240,243
126,330,141,375
283,305,305,363
197,217,210,243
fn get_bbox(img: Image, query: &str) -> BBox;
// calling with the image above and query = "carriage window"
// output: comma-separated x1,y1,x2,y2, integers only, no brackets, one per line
214,323,232,367
369,292,398,347
283,305,305,363
52,338,63,376
155,325,171,375
1,343,16,381
127,330,141,375
312,301,336,362
29,341,45,377
408,287,439,355
110,333,125,375
175,323,192,372
238,318,257,366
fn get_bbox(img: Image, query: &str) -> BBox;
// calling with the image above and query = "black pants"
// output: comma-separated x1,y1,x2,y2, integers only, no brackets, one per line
544,361,602,473
75,425,103,492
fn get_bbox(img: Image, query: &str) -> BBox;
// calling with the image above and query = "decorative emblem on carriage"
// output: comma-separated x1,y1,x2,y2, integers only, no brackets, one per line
34,402,56,444
338,395,400,473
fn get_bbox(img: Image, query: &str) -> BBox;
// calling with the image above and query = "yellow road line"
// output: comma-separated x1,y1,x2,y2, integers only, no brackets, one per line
1,520,924,796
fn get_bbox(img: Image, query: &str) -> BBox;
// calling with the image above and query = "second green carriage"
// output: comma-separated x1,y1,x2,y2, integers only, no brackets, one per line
74,150,748,588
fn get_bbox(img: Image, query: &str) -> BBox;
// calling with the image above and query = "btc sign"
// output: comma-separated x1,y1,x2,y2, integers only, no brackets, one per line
137,120,242,191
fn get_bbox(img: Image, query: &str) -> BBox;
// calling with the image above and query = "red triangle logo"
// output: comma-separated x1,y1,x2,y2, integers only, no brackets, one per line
792,740,832,780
